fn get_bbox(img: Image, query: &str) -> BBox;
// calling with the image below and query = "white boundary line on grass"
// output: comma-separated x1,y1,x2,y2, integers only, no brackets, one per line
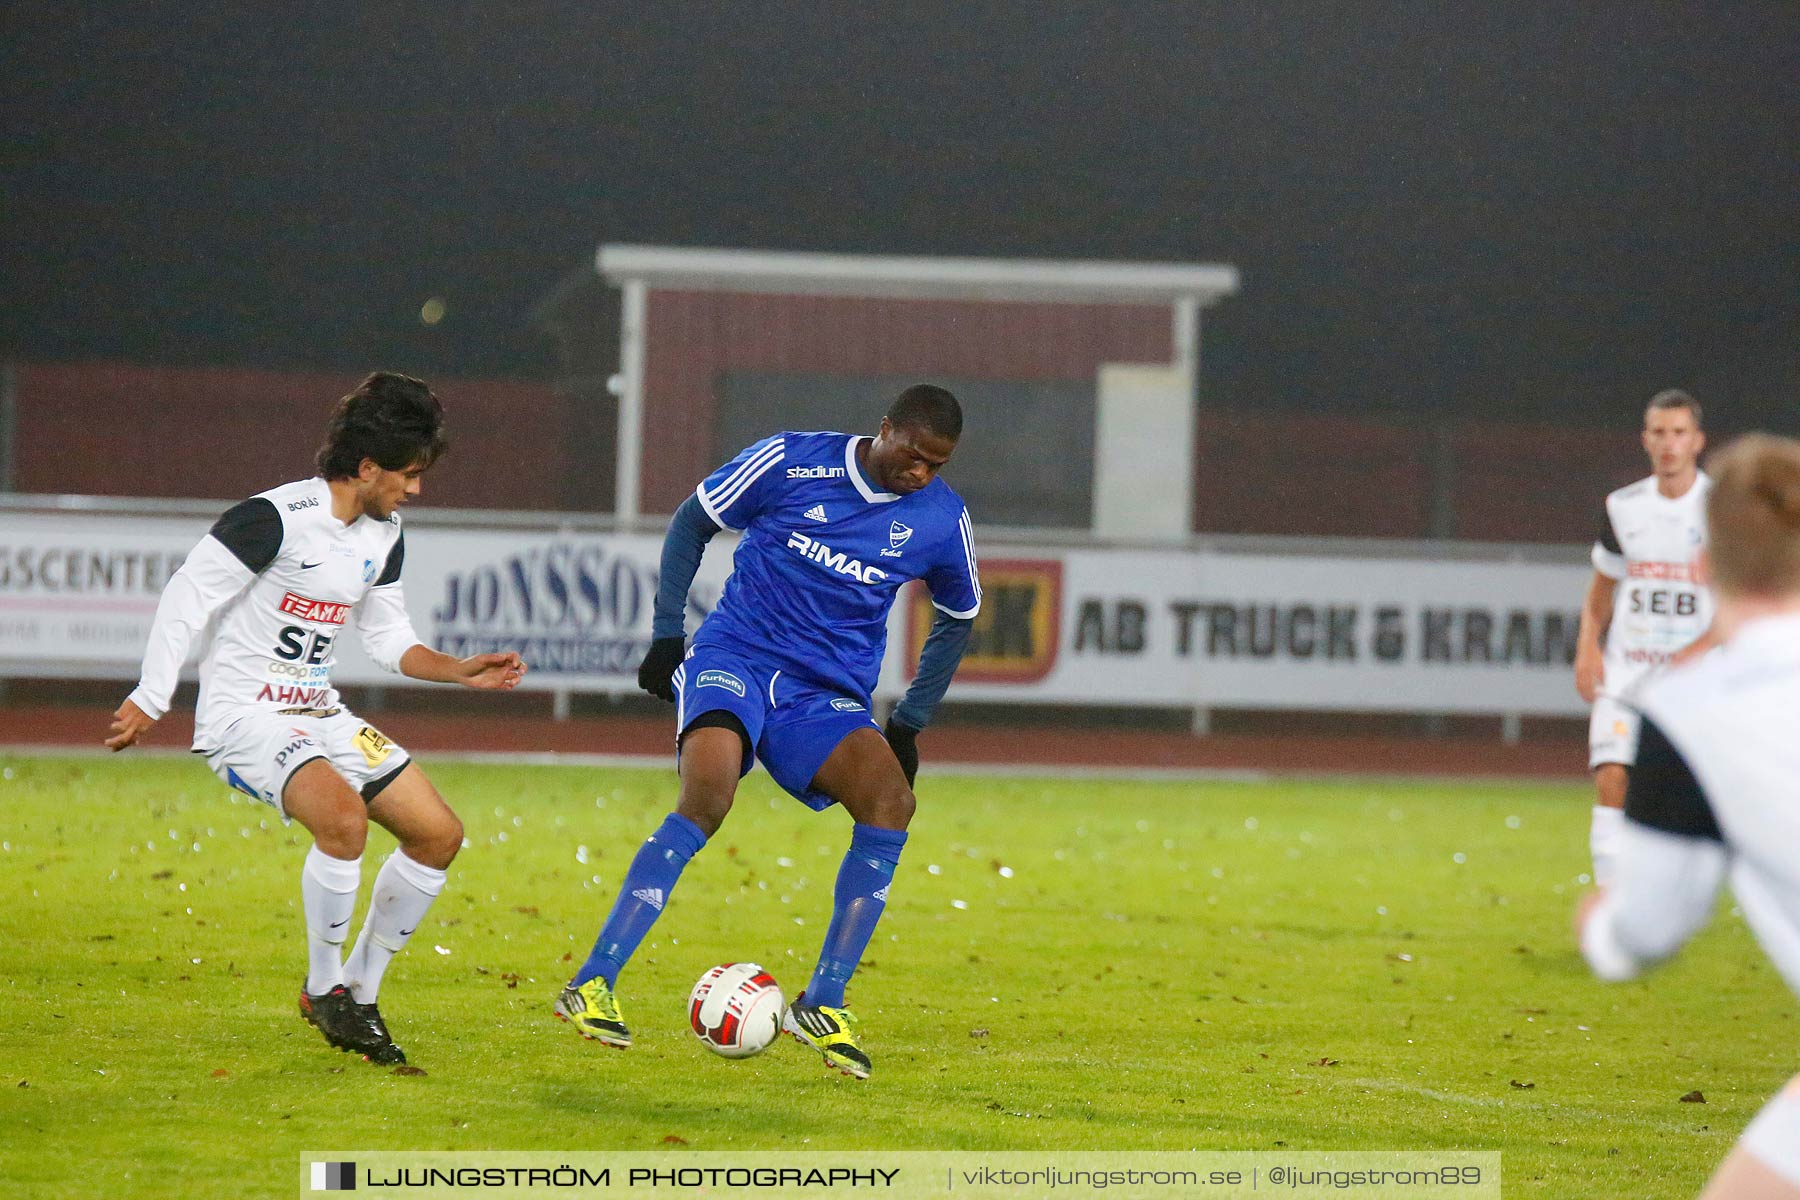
0,742,1267,783
1351,1078,1717,1135
0,743,1584,787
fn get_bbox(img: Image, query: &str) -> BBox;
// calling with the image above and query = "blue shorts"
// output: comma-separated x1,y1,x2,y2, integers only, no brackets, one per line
674,645,881,811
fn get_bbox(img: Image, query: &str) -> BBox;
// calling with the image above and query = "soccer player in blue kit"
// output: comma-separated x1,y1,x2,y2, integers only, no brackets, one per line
556,385,980,1078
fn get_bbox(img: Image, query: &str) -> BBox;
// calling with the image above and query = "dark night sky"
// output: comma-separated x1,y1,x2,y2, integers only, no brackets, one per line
3,3,1796,422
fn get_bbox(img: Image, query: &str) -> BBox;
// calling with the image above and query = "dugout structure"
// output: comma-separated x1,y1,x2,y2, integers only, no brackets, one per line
597,245,1238,536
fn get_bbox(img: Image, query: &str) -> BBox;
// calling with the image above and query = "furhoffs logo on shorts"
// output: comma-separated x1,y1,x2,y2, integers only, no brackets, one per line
695,670,746,697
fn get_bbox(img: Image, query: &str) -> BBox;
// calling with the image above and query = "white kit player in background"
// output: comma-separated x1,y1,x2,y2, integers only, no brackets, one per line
1579,433,1800,1199
1574,390,1717,888
105,372,526,1066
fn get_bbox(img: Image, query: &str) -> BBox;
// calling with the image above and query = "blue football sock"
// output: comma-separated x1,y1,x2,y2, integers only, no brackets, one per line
573,812,707,988
806,824,907,1009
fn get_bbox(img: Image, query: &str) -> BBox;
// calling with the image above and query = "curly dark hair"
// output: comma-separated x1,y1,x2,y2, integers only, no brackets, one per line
315,372,448,479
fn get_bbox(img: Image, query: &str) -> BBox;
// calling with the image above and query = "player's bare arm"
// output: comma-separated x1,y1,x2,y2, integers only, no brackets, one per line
105,697,156,751
399,645,526,689
1574,570,1615,703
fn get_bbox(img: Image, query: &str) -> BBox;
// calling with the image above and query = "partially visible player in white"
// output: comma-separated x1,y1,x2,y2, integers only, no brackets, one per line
1574,390,1716,886
105,372,525,1065
1579,432,1800,1198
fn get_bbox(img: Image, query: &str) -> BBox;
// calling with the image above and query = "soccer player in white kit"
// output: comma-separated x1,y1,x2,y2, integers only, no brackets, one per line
1579,433,1800,1198
105,373,526,1065
1574,390,1715,887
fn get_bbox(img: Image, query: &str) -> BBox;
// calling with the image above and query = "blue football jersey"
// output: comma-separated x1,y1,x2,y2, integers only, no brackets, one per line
691,430,981,700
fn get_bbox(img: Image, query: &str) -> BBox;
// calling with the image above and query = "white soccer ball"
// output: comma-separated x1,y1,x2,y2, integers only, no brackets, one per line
688,962,785,1058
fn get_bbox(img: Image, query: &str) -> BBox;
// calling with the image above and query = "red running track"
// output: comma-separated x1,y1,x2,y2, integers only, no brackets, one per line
4,705,1586,780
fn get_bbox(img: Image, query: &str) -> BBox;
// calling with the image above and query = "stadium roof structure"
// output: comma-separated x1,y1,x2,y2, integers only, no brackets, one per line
597,244,1239,307
595,244,1239,523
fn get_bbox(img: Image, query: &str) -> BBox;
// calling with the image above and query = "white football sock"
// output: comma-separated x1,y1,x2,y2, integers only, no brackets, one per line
344,850,446,1005
1590,805,1626,888
301,846,363,995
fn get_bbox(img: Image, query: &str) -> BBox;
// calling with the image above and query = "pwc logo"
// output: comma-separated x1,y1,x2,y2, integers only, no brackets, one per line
905,559,1062,684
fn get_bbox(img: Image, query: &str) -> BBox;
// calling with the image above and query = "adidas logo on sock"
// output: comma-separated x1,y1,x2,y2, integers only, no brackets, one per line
631,887,665,910
872,885,890,901
804,504,828,522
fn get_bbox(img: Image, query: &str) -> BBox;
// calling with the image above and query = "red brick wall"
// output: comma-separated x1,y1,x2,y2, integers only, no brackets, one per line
1191,411,1646,540
639,291,1174,514
1449,422,1641,542
1194,412,1431,538
12,363,576,509
8,360,1651,542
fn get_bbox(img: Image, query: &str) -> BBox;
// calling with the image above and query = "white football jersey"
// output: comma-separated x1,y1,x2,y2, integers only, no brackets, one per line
1582,613,1800,998
1590,473,1711,700
128,478,422,751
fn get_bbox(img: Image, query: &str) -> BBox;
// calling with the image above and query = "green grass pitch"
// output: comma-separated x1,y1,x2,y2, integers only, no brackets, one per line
1,752,1792,1197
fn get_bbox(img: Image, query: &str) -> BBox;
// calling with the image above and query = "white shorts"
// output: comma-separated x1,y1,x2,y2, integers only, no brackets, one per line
1740,1075,1800,1186
204,706,411,816
1588,696,1641,770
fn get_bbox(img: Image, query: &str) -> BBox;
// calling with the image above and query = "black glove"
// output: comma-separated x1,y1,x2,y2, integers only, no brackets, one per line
883,717,920,789
637,637,685,702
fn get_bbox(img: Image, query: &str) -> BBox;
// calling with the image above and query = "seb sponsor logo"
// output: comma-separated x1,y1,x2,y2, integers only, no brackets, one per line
279,592,351,625
785,532,889,585
431,541,703,677
1623,563,1704,620
906,559,1061,684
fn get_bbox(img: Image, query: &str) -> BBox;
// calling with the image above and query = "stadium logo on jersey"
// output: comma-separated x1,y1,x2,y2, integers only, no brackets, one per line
804,504,829,522
830,698,866,713
881,520,913,557
785,532,891,585
279,592,352,625
695,669,746,697
787,465,847,479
